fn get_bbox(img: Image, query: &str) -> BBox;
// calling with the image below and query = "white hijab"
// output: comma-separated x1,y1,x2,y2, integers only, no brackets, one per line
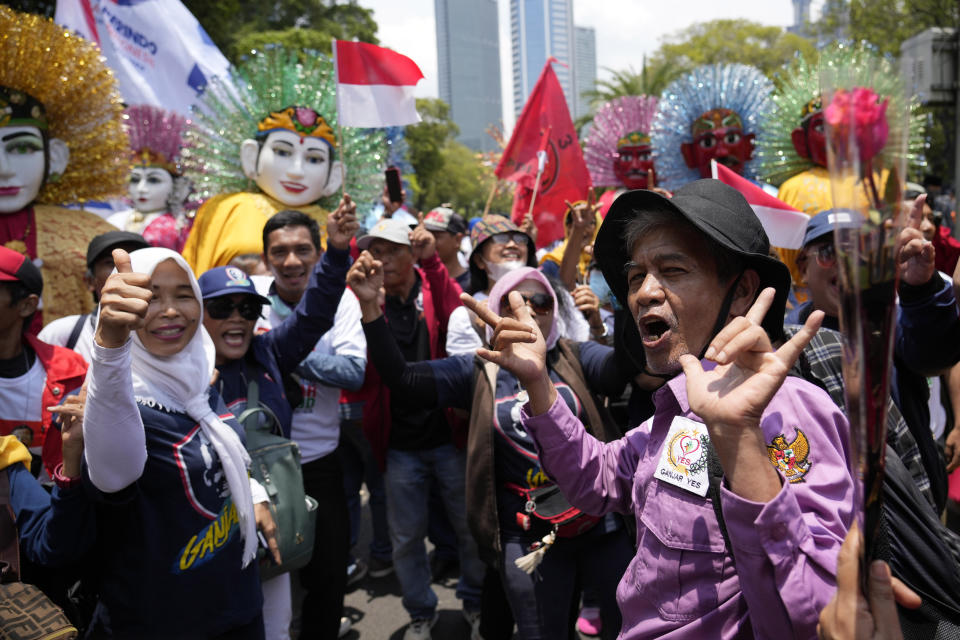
127,248,256,568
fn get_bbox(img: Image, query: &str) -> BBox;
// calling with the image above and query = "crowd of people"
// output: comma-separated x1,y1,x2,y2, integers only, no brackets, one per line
2,6,960,640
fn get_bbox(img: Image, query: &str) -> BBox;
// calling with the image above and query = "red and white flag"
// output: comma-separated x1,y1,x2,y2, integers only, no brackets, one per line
334,40,424,128
712,160,809,249
496,59,591,248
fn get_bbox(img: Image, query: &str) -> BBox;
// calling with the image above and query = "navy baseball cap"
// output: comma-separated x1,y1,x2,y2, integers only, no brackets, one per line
802,209,864,247
198,266,271,303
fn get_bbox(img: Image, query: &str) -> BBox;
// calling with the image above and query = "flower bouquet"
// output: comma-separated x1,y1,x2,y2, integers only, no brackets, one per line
821,60,913,567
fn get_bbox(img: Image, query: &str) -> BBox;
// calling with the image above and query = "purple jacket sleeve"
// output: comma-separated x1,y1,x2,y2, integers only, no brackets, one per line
521,394,647,516
719,378,854,638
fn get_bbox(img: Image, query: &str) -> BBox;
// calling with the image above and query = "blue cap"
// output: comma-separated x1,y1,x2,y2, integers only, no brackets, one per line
198,266,271,303
802,209,864,247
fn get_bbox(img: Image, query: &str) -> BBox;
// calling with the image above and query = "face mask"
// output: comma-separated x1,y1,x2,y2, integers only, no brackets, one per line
485,259,525,283
589,269,621,310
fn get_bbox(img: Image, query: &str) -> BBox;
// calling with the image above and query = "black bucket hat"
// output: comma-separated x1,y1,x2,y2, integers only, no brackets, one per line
595,179,791,341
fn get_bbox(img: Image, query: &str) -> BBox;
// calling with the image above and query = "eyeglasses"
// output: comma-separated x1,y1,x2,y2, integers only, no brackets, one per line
206,297,263,321
500,292,553,315
489,232,527,246
808,243,836,268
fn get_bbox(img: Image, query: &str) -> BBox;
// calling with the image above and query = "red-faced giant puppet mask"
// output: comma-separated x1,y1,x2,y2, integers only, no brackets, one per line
790,96,827,168
680,108,755,178
613,130,656,190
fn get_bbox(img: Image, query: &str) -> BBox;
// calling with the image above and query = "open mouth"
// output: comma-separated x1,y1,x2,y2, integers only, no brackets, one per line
716,157,740,169
627,170,648,178
151,325,185,341
639,317,672,347
222,329,247,347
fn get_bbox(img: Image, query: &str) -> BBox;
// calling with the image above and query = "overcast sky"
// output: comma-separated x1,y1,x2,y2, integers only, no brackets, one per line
357,0,828,132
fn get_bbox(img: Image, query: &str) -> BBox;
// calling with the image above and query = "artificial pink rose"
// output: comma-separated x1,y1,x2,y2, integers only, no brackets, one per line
824,88,889,166
295,107,318,128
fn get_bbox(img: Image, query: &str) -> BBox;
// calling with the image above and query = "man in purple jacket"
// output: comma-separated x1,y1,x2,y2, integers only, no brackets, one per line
462,179,855,638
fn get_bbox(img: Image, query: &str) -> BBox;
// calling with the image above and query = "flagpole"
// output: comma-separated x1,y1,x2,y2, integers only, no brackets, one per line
526,150,548,219
333,38,347,201
482,180,500,217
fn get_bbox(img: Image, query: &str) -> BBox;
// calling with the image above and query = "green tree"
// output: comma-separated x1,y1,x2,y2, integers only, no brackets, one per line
648,19,817,79
814,0,959,57
404,98,508,216
183,0,378,62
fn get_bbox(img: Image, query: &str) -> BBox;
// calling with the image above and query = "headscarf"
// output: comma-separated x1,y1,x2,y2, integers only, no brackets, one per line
127,248,256,567
539,208,602,280
487,267,559,350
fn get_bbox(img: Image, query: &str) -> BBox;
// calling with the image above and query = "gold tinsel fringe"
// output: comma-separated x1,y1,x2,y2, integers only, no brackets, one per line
0,6,129,204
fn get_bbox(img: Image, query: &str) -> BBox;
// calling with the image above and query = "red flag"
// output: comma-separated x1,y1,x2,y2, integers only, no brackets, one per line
496,59,591,248
711,160,809,249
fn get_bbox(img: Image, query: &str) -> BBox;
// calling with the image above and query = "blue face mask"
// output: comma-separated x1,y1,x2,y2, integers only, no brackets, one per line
588,269,621,311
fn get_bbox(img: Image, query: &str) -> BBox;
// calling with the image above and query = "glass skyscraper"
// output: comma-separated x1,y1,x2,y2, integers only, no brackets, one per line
435,0,503,152
510,0,575,117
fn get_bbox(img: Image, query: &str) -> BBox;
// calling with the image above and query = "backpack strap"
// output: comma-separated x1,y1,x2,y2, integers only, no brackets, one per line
0,468,20,583
65,313,89,351
705,441,734,566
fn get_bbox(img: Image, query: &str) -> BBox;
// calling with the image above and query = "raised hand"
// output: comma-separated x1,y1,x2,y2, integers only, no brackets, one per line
572,284,603,329
680,288,824,428
462,291,555,413
678,288,824,501
95,249,152,349
347,251,385,319
896,194,935,287
48,384,86,479
327,193,359,250
519,212,538,246
409,212,437,262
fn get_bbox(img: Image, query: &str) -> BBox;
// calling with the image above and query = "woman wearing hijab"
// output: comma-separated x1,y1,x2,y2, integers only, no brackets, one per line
348,259,634,640
82,246,268,638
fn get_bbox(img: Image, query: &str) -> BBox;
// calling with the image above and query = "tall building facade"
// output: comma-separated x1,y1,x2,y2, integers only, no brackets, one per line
573,25,596,119
435,0,502,152
510,0,575,117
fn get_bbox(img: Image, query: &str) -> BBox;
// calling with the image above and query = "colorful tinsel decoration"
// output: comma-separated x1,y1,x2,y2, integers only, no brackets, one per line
584,96,659,188
181,46,388,214
651,64,774,191
0,6,129,204
754,43,925,187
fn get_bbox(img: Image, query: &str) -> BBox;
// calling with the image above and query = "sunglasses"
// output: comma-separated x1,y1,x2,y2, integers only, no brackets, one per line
500,292,553,315
206,297,263,321
489,232,528,246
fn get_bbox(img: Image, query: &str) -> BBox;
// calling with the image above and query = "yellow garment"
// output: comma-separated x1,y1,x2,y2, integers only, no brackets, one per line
777,167,886,292
0,435,31,471
539,211,602,280
9,206,116,325
182,192,329,275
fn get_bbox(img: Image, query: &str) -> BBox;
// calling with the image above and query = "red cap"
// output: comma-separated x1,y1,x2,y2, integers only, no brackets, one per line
0,246,42,295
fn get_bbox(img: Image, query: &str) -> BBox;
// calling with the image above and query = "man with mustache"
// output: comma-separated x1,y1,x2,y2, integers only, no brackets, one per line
462,180,855,637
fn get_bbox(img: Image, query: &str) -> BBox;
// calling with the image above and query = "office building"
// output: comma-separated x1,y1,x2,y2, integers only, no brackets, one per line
510,0,575,117
573,25,596,119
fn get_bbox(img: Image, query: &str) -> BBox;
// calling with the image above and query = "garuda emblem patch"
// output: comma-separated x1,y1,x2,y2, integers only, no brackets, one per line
766,429,811,483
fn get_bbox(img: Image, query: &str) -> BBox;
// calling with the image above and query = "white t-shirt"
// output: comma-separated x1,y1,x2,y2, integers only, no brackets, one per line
0,358,46,448
39,313,97,364
253,277,367,463
445,291,488,356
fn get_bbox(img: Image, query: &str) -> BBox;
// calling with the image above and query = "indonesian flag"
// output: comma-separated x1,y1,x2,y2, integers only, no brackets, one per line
712,160,809,249
496,59,591,248
334,40,424,128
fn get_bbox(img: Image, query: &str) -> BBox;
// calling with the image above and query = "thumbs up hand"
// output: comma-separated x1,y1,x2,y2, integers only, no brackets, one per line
94,249,153,349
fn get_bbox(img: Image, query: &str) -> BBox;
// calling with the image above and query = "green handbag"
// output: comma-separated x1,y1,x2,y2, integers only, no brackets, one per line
238,378,318,582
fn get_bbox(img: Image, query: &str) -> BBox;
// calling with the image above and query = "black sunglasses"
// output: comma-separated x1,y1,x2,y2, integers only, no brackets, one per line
206,297,263,321
500,292,553,315
490,232,528,246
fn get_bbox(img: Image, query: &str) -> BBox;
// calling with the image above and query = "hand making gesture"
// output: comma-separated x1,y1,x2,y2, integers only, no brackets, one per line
347,251,385,322
678,288,824,501
460,291,554,413
896,194,935,287
95,249,152,349
327,193,359,251
409,212,438,262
